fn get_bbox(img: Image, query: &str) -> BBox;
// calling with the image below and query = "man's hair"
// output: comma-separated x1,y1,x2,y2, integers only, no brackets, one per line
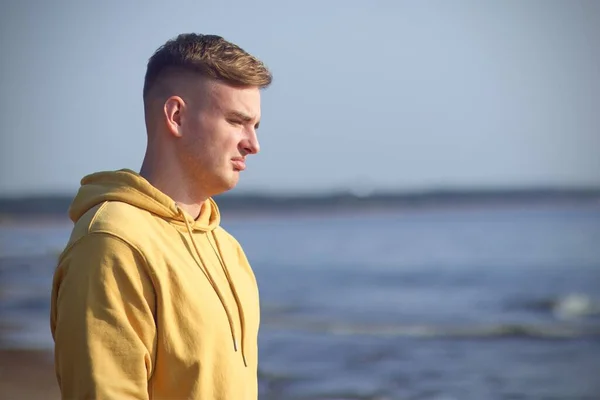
143,33,272,100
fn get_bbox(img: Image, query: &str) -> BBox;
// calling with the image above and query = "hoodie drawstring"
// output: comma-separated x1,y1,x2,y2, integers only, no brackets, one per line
177,207,244,364
207,232,248,367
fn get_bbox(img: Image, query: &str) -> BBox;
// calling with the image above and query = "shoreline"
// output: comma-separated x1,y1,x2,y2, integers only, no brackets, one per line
0,349,60,399
1,198,599,227
1,189,599,224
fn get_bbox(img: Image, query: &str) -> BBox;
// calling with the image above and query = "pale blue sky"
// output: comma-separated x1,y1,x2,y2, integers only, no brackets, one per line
1,0,599,196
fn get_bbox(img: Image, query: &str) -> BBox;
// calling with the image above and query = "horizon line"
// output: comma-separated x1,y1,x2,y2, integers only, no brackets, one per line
1,185,600,201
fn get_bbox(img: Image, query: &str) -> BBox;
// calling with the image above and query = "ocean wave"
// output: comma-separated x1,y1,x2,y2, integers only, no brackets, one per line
510,293,600,320
552,294,600,319
262,319,600,339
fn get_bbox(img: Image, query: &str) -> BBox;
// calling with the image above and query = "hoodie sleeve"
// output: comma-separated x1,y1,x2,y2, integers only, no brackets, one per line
50,232,156,400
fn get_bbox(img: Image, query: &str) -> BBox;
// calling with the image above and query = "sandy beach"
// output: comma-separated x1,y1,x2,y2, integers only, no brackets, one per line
0,349,60,400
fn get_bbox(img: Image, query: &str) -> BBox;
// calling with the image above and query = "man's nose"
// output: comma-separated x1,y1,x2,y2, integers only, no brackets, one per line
242,129,260,155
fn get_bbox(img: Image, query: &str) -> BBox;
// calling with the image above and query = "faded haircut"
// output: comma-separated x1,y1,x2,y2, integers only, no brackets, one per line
143,33,272,101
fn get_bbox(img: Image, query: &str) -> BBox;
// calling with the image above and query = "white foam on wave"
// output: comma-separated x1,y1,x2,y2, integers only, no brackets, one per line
262,318,600,339
552,293,600,319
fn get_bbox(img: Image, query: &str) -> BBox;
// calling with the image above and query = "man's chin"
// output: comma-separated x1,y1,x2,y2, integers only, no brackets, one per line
220,173,240,193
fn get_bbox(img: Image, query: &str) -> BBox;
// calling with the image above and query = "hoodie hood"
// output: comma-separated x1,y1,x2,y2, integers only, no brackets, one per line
69,169,220,231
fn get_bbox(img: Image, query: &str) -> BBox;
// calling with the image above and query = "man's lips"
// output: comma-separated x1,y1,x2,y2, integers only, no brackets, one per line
231,158,246,171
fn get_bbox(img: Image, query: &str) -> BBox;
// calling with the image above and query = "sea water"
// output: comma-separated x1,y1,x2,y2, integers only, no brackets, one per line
1,204,599,399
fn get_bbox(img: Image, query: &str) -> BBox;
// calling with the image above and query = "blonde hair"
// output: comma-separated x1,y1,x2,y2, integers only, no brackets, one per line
143,33,272,99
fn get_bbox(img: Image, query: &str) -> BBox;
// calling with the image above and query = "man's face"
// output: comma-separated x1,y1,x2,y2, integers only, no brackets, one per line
178,79,261,197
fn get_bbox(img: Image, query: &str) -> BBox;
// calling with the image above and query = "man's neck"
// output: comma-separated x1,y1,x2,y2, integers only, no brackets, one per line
174,200,204,220
140,154,206,219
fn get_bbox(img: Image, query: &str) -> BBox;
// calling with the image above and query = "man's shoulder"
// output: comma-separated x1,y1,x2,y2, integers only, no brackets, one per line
69,201,157,247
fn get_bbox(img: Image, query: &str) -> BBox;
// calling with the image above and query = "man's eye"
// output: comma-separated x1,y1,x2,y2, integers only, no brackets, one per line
228,119,243,126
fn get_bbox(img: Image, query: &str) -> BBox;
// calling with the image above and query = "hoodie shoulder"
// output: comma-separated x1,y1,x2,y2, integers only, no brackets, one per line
70,200,156,246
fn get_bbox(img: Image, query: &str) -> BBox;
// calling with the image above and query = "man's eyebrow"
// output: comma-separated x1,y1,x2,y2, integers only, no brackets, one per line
228,110,260,128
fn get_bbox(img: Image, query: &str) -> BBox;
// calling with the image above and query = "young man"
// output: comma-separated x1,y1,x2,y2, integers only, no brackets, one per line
50,33,272,399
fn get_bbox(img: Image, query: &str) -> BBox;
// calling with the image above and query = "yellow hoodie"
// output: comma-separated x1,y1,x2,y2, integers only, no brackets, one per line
50,169,260,400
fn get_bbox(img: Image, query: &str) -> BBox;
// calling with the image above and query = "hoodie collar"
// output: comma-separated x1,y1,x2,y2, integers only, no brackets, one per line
69,168,220,231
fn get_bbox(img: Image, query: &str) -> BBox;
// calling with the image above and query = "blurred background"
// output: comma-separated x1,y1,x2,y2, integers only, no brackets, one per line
1,1,600,399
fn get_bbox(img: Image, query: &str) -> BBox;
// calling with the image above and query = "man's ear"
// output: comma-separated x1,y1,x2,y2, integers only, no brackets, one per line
164,96,185,138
